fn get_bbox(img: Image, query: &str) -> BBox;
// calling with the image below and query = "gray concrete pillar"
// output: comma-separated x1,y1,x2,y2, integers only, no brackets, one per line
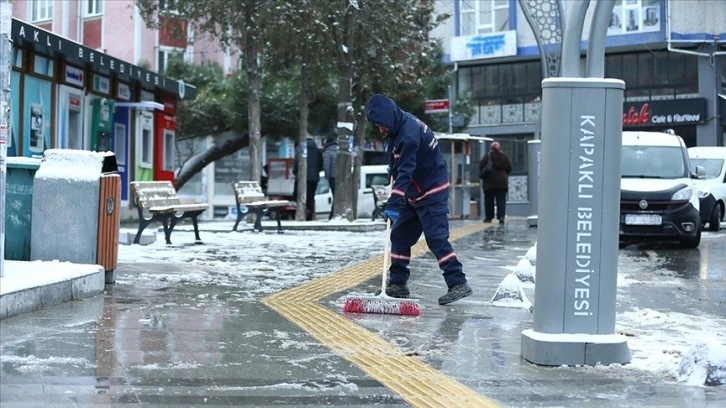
521,78,631,366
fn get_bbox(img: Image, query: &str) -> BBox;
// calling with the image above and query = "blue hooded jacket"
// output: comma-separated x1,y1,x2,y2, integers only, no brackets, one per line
366,94,450,209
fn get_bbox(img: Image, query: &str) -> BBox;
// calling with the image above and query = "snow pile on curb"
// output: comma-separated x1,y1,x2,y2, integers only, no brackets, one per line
491,273,531,309
676,341,726,386
491,242,536,310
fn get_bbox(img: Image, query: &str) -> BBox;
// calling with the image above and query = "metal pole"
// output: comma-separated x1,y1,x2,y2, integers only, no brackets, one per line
560,0,590,77
0,0,13,278
447,85,453,134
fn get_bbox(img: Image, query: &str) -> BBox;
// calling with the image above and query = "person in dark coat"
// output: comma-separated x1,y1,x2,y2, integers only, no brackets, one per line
321,136,338,219
366,93,472,306
294,137,323,221
479,141,512,224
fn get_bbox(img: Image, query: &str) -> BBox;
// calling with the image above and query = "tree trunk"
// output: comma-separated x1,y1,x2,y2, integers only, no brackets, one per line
245,2,262,184
174,131,248,191
332,4,358,221
295,50,311,221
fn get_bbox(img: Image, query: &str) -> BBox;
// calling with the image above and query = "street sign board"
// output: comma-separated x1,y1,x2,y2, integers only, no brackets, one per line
424,99,449,114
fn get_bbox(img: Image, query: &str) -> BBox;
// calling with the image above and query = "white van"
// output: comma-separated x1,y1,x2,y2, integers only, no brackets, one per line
619,131,704,248
315,165,389,219
688,146,726,231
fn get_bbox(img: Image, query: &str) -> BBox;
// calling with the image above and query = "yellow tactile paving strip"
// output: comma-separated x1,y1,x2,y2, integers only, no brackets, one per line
262,221,499,407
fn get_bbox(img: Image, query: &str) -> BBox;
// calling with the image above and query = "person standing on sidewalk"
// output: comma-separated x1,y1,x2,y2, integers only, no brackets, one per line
366,93,473,305
479,141,512,224
293,137,323,221
321,136,338,220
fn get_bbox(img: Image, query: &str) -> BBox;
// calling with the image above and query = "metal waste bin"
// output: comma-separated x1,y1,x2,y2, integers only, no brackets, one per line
5,157,42,260
30,150,121,283
98,152,121,283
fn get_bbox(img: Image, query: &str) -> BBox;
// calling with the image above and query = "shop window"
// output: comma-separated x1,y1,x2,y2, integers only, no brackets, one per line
163,129,175,172
512,63,526,93
489,135,530,176
458,67,473,95
683,54,698,83
471,67,486,98
484,64,499,95
33,55,54,77
652,53,669,85
29,0,53,22
140,127,152,168
525,61,542,93
668,52,685,83
651,87,675,100
499,66,512,94
114,123,127,165
637,53,653,86
621,54,637,88
83,0,103,17
13,47,22,69
460,0,510,36
605,54,622,80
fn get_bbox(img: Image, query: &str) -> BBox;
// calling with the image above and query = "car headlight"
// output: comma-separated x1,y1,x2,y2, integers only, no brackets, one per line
697,189,711,199
672,186,693,201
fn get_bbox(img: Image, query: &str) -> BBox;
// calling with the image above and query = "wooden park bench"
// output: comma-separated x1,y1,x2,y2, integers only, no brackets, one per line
371,184,390,221
232,181,289,233
130,181,209,245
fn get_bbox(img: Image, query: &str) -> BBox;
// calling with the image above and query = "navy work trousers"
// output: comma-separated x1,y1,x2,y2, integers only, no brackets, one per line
388,200,466,289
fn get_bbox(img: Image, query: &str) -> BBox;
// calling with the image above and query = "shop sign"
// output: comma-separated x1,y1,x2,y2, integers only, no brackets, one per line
424,99,449,114
623,98,706,127
117,83,131,101
93,75,110,95
451,30,517,62
11,18,196,100
65,65,84,87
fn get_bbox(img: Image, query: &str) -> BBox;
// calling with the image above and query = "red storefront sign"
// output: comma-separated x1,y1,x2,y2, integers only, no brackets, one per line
623,104,650,126
424,99,449,114
622,98,706,127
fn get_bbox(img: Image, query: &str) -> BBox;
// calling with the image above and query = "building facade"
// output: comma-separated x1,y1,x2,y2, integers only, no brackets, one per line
8,0,244,219
433,0,726,216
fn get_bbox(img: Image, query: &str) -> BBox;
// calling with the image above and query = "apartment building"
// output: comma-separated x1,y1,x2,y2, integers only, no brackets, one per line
433,0,725,216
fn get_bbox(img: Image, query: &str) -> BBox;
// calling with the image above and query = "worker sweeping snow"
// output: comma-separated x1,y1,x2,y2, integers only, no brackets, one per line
344,93,473,314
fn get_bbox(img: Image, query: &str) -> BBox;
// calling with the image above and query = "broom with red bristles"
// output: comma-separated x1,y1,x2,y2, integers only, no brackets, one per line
342,218,421,316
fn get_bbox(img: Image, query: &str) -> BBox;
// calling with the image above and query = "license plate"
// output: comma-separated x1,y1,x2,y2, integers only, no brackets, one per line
625,214,662,225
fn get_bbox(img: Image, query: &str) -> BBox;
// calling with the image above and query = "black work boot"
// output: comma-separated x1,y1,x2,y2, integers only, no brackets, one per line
438,283,473,305
375,283,410,298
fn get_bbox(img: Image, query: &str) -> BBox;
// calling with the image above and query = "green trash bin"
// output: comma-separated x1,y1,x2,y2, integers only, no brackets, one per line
5,157,42,261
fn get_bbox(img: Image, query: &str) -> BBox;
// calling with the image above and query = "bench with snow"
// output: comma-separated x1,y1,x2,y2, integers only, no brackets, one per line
371,184,390,221
232,181,289,233
130,181,209,245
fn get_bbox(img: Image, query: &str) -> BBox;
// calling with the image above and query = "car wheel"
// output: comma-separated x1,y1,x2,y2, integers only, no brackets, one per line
708,204,722,232
679,228,702,248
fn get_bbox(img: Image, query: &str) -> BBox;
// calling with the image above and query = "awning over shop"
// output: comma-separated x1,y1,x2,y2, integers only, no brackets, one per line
11,18,196,101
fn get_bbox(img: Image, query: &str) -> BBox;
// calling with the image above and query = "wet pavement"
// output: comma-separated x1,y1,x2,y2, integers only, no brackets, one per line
1,217,725,407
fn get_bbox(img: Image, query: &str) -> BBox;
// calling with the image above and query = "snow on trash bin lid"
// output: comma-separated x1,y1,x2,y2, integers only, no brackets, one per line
35,149,105,182
7,156,42,170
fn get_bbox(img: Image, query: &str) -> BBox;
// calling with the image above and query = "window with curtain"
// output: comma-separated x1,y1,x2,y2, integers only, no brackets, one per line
460,0,510,36
29,0,53,22
83,0,104,17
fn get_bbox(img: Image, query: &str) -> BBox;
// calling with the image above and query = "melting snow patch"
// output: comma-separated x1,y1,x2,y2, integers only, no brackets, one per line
677,341,726,386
